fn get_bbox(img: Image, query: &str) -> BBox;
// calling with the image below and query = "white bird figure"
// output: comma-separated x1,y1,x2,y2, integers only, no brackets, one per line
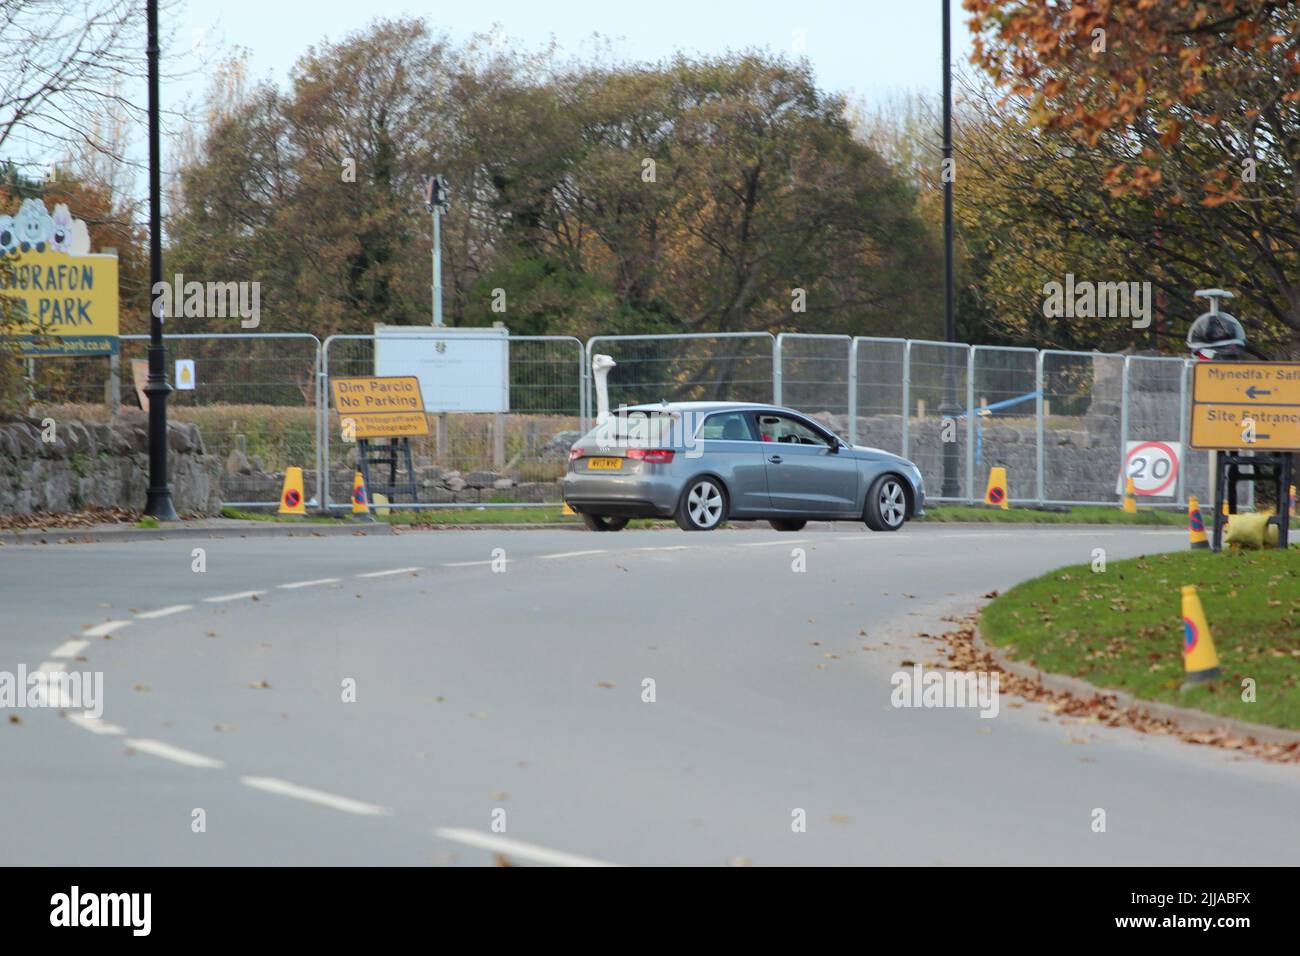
592,354,617,425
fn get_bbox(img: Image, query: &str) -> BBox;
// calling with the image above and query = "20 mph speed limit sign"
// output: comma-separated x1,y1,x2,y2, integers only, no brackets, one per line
1115,441,1182,498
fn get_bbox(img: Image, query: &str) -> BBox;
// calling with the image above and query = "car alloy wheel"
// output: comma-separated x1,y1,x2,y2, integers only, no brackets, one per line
678,478,725,530
878,478,906,529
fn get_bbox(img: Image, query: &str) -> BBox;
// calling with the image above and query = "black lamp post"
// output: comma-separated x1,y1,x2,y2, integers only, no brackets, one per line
939,0,961,498
143,0,177,520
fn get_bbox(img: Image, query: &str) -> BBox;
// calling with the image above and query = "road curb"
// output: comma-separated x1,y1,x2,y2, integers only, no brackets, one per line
0,521,394,546
971,623,1300,747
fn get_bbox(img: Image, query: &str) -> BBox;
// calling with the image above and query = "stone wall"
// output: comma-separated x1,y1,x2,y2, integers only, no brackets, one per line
0,415,223,516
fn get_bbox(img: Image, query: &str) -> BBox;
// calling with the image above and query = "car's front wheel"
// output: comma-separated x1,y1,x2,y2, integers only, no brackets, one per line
675,478,726,531
768,519,807,532
581,513,630,532
864,474,908,532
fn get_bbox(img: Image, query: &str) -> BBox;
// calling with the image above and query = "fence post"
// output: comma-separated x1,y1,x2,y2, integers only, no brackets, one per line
901,340,911,461
1177,358,1191,507
848,338,858,445
1035,349,1045,506
965,346,975,503
1118,355,1131,503
773,335,783,405
106,351,121,417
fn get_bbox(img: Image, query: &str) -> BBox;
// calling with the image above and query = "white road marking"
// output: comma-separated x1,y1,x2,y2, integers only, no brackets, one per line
442,559,513,567
34,661,66,675
637,545,691,552
356,567,422,578
125,739,224,769
85,620,131,638
538,549,607,560
204,590,267,603
50,640,89,659
240,776,390,816
135,604,193,620
277,578,340,590
432,827,618,867
67,713,125,736
737,539,808,547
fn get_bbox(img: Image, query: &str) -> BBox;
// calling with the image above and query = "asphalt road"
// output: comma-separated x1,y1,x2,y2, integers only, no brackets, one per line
3,522,1297,866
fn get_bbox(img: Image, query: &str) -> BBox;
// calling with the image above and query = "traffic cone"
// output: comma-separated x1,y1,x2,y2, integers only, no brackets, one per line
278,466,306,515
1187,495,1209,549
351,471,374,522
561,502,576,516
1122,476,1137,513
983,466,1009,510
1181,585,1221,688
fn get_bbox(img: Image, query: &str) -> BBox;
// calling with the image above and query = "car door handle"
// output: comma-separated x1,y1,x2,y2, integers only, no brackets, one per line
767,455,783,464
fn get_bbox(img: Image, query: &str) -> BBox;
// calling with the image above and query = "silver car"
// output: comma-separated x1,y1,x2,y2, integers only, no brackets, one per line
563,401,925,532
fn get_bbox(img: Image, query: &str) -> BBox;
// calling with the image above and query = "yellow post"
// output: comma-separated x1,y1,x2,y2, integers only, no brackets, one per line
1181,585,1221,687
1122,476,1137,513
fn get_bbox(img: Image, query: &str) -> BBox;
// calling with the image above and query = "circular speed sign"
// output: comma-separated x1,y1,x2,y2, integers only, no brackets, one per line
1124,441,1180,497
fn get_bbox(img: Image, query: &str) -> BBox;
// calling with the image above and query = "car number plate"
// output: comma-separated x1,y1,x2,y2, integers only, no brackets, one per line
586,457,623,471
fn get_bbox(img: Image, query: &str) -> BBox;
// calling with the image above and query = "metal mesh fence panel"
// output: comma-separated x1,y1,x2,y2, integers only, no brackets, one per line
775,334,849,429
1041,351,1125,504
906,341,971,501
586,333,774,412
119,334,320,506
851,337,905,453
972,346,1038,503
323,334,582,508
23,354,114,407
1126,355,1192,506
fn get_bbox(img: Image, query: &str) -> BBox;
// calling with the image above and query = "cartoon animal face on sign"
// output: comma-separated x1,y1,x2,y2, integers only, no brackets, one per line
14,199,53,252
0,215,16,255
50,204,74,252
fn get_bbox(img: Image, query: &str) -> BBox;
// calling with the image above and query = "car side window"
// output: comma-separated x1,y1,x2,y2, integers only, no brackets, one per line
699,411,756,441
757,413,829,446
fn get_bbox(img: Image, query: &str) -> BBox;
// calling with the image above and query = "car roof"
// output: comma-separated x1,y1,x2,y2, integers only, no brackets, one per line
616,400,786,415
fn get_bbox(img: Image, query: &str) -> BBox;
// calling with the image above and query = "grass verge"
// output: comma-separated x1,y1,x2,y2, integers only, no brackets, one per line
980,547,1300,730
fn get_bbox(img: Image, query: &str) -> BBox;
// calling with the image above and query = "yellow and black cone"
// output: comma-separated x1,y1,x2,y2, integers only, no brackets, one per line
1181,585,1221,687
351,471,374,522
1122,476,1137,514
984,466,1009,510
1187,495,1209,549
278,466,306,516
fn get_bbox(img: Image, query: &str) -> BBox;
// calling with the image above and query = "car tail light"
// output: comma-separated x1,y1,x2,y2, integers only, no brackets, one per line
627,448,674,464
569,447,584,461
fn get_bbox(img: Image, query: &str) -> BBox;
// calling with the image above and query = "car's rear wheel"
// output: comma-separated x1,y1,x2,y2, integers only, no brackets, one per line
674,478,726,531
580,513,629,532
864,474,908,532
768,519,807,532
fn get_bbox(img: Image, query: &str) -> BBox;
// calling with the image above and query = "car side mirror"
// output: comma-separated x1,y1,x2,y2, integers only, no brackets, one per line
827,440,840,454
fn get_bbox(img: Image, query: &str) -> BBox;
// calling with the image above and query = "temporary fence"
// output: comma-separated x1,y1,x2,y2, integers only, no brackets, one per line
14,326,1216,511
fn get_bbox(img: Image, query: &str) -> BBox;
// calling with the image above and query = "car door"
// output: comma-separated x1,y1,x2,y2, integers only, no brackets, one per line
693,410,770,514
755,412,859,515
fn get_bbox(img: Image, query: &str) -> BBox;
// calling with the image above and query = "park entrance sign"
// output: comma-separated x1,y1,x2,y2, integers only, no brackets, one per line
0,199,119,356
1189,362,1300,452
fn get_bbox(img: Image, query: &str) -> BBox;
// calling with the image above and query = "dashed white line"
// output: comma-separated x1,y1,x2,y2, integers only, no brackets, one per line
240,776,390,816
356,567,423,578
50,640,89,659
125,739,224,769
537,549,608,560
204,590,267,603
66,713,125,736
432,827,618,867
442,559,512,567
84,620,131,638
135,604,194,620
277,578,340,590
637,545,691,552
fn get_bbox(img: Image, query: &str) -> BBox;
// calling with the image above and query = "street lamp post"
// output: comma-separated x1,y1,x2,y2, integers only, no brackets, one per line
143,0,176,520
939,0,961,499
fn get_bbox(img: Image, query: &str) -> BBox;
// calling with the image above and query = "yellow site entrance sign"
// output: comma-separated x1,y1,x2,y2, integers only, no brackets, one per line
330,376,429,439
1190,362,1300,452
